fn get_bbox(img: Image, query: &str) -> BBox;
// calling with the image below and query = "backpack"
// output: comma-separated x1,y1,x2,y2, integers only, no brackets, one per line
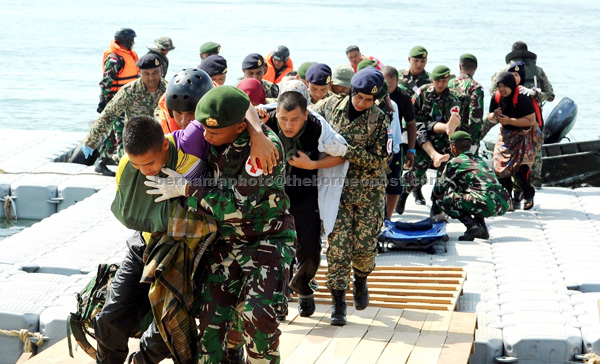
67,263,152,358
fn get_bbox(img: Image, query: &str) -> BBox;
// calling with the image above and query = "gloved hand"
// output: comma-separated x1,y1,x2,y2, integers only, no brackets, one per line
144,168,189,202
324,139,347,157
81,145,95,159
97,100,107,113
518,87,536,97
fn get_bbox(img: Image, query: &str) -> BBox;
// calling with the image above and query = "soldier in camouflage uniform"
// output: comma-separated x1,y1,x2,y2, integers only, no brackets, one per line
311,67,390,326
485,42,555,188
448,54,484,148
145,86,295,364
83,53,167,169
397,66,462,214
397,45,432,205
96,28,139,175
432,131,510,240
239,53,279,98
306,63,333,104
146,36,175,78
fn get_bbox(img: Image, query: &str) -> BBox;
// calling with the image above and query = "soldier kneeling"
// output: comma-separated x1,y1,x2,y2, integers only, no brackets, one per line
432,131,510,241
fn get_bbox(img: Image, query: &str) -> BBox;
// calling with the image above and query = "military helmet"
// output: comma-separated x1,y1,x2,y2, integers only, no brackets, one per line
114,28,136,49
273,45,290,62
166,68,214,113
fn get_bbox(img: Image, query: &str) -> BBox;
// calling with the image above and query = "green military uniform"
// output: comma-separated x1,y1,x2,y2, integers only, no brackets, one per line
84,77,167,161
397,69,431,98
310,90,333,104
311,93,390,290
187,86,295,364
262,79,279,98
402,83,462,193
432,150,510,218
448,74,485,147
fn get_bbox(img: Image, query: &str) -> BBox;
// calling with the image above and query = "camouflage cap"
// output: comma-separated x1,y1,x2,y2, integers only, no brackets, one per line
409,45,428,59
154,36,175,51
297,62,315,79
135,53,161,69
195,86,250,129
351,67,384,96
449,131,471,143
356,59,378,72
431,65,451,80
459,53,477,65
200,41,221,54
332,64,353,88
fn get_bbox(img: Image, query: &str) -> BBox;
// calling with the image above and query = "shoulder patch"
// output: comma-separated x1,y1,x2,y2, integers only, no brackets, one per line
245,157,263,177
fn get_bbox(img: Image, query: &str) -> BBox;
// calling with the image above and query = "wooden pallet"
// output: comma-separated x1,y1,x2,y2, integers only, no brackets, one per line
24,266,473,364
308,266,467,311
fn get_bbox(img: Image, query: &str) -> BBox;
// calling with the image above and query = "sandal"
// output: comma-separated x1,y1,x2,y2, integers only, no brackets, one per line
524,197,534,210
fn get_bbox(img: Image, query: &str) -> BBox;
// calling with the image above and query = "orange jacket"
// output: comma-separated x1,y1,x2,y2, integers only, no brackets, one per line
156,93,180,134
264,53,293,84
102,40,139,97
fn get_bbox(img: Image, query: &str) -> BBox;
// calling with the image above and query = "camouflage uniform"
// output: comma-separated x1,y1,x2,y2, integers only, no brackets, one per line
448,75,485,147
486,62,553,187
187,125,296,364
311,94,390,290
84,77,167,161
309,90,333,105
262,79,279,99
432,151,510,218
397,69,431,98
402,84,462,193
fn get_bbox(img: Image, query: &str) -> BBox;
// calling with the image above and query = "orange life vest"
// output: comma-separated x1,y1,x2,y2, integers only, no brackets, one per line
102,40,139,98
264,53,293,84
156,93,180,134
494,86,543,127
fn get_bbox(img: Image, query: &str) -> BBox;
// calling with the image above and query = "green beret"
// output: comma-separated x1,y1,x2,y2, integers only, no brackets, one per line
195,86,250,129
298,62,315,79
459,53,477,65
409,45,428,59
431,65,451,80
449,131,472,143
356,59,377,71
199,41,221,54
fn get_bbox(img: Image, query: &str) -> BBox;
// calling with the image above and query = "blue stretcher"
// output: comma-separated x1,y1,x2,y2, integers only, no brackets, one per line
378,218,449,254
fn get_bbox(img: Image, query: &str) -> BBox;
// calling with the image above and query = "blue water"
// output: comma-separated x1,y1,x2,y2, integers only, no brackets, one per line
1,0,599,141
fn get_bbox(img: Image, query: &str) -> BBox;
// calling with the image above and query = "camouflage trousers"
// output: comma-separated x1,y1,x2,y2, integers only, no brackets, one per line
326,198,384,290
98,115,125,162
196,237,294,364
432,189,510,219
401,142,448,195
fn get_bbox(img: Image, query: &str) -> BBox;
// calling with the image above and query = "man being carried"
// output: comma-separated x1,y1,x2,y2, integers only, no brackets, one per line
83,53,167,175
432,131,510,240
146,86,295,364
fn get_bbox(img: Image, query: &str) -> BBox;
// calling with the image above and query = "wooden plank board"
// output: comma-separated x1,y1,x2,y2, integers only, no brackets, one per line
368,308,403,332
395,309,428,333
405,332,447,364
376,331,420,364
313,327,366,364
280,304,332,360
346,330,394,364
436,312,478,364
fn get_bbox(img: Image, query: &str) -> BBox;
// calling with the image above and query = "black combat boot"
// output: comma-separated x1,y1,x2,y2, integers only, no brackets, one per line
352,273,370,310
330,290,347,326
457,215,487,241
95,158,116,177
412,185,426,205
473,215,490,240
395,192,410,215
298,294,316,317
225,347,245,364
